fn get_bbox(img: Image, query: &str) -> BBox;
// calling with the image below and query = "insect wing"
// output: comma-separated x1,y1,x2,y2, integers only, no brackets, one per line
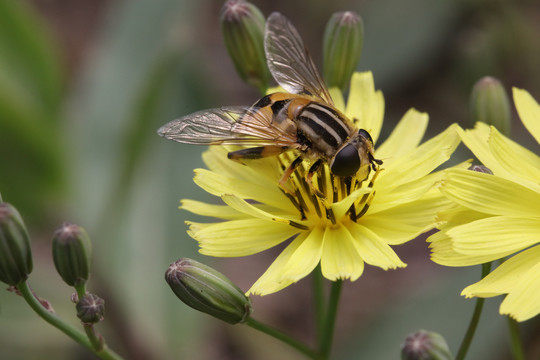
157,106,298,147
265,12,334,106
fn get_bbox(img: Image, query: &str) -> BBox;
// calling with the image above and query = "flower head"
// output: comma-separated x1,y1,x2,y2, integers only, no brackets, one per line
429,88,540,321
182,72,460,296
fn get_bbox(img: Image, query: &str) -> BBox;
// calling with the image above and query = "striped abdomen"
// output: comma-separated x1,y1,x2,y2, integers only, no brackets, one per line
295,102,354,158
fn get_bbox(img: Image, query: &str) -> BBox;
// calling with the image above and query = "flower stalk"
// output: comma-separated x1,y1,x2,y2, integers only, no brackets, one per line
455,262,491,360
16,281,122,360
507,317,525,360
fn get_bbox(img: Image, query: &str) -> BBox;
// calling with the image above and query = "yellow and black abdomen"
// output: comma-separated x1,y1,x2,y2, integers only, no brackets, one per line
295,102,354,159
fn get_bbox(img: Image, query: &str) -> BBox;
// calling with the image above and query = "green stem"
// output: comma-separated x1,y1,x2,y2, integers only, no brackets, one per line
313,265,325,345
16,281,123,360
455,262,491,360
318,280,342,360
507,317,525,360
245,317,317,359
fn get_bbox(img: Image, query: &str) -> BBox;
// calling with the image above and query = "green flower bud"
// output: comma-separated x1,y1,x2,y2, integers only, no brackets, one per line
52,223,92,287
401,330,453,360
76,293,105,324
165,258,252,324
323,11,364,90
0,203,33,286
470,76,511,136
220,0,270,93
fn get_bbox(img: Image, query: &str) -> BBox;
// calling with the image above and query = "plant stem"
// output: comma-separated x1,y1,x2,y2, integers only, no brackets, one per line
507,317,525,360
245,317,317,359
16,281,123,360
313,265,325,345
318,280,342,360
455,262,491,360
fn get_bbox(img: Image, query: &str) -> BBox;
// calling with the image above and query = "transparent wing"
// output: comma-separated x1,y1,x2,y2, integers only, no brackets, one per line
265,12,334,106
157,106,299,147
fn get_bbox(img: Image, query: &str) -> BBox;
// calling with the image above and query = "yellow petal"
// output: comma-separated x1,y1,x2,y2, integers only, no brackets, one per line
462,245,540,300
428,230,500,266
376,108,428,162
329,87,345,112
369,172,438,214
442,169,540,217
457,123,510,176
331,187,372,220
448,216,540,257
361,194,449,246
280,226,324,282
180,199,244,220
221,194,303,225
247,234,307,296
347,221,406,269
188,219,299,256
193,169,293,212
345,72,384,144
320,224,364,281
488,127,540,186
500,259,540,321
513,88,540,145
374,124,460,190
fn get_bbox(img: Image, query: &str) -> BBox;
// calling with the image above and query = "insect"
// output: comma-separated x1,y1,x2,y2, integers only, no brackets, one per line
158,12,382,191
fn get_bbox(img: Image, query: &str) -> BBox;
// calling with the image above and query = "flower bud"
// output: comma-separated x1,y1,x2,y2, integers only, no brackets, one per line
323,11,364,90
401,330,453,360
220,0,270,93
165,258,252,324
76,293,105,324
468,164,493,175
52,223,92,287
0,202,33,285
470,76,511,136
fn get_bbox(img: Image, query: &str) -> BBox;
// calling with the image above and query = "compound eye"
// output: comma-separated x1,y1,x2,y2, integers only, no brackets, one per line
358,129,373,144
330,143,360,177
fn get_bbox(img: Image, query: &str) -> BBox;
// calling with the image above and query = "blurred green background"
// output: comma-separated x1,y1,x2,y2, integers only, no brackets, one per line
1,0,539,359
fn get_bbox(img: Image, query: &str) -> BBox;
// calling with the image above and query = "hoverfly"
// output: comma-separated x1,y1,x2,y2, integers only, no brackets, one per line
158,12,382,191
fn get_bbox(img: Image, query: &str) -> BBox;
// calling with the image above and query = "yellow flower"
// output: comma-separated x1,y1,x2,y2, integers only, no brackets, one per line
429,88,540,322
182,72,460,296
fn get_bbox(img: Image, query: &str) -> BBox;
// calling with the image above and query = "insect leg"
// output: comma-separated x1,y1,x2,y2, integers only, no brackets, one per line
279,155,304,187
227,146,288,164
306,159,326,199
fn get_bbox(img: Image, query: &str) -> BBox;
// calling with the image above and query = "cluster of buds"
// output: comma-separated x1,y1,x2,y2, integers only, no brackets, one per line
220,0,364,93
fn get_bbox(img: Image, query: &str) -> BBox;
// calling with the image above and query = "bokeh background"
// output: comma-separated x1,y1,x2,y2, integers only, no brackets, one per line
1,0,539,359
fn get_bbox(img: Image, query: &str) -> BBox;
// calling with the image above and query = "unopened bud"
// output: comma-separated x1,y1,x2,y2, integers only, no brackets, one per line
401,330,453,360
165,258,252,324
220,0,270,93
76,293,104,324
0,203,33,285
470,76,511,136
52,223,92,287
323,11,364,90
468,164,493,175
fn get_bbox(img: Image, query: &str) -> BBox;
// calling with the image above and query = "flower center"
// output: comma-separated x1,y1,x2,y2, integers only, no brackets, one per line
278,153,381,225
